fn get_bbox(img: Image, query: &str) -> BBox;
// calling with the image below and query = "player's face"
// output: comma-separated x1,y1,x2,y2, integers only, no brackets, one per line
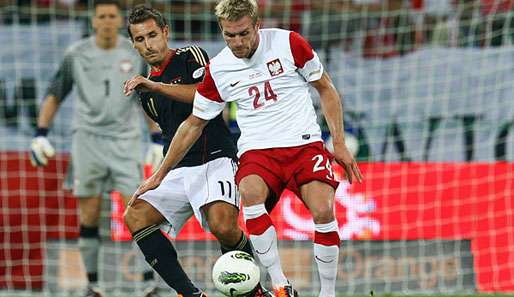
92,4,122,40
130,19,170,66
220,16,260,59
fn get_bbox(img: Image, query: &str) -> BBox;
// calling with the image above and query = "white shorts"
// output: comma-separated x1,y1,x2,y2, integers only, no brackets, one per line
139,157,239,237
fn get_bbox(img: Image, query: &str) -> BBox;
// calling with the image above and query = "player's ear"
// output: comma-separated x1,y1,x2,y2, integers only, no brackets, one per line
162,25,169,40
92,15,98,31
254,19,261,30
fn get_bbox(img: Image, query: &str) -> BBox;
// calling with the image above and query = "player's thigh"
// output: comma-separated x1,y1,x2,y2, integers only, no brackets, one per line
185,157,240,231
71,131,109,198
203,201,240,234
137,169,193,237
236,151,284,207
294,142,339,223
107,136,143,197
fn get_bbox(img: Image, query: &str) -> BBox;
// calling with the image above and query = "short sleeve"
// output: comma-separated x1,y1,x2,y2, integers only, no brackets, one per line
289,31,323,82
46,52,74,101
185,46,210,83
193,63,225,120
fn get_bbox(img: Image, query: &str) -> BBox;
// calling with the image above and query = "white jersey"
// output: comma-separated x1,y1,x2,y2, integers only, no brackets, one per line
193,28,324,156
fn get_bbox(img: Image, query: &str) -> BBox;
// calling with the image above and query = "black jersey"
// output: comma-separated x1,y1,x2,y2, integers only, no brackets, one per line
138,46,236,168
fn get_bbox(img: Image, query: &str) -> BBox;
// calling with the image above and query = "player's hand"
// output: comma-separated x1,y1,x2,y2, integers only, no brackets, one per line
332,140,363,184
124,75,157,96
145,133,164,173
30,136,56,167
129,173,164,206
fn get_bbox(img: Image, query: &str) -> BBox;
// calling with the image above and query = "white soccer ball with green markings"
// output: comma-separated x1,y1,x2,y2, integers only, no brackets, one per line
212,251,260,297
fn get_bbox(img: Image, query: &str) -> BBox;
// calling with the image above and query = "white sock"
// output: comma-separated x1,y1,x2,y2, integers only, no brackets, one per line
314,221,340,297
244,204,288,288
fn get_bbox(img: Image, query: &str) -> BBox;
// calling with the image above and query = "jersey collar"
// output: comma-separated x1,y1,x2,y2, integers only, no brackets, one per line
150,49,176,77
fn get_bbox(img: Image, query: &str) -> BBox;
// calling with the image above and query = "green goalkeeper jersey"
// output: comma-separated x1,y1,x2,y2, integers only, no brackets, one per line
46,35,146,138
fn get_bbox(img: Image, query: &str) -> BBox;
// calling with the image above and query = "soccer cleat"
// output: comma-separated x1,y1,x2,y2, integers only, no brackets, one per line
247,285,274,297
143,286,161,297
273,283,298,297
192,290,208,297
177,290,208,297
83,286,104,297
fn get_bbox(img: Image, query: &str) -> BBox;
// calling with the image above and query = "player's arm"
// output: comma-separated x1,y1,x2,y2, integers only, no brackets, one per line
37,52,73,130
130,114,209,202
130,63,226,200
30,53,73,167
124,76,198,103
311,72,363,184
37,94,61,129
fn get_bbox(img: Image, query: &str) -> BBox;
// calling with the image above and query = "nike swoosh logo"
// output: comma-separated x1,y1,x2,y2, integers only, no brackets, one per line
254,238,274,255
230,81,241,87
230,288,237,297
315,255,336,263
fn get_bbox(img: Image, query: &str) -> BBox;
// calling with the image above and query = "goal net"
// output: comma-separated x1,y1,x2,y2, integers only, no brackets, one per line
1,0,514,296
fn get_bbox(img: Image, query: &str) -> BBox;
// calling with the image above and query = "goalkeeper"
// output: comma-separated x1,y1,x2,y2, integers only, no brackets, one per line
30,1,163,296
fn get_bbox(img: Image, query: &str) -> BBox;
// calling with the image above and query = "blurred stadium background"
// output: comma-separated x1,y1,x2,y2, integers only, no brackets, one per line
1,0,514,296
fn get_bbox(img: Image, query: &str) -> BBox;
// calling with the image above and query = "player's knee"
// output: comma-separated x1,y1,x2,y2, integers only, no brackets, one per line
123,206,137,232
211,222,239,242
208,209,240,241
239,180,267,205
311,205,335,224
79,214,98,226
124,201,164,233
123,204,148,233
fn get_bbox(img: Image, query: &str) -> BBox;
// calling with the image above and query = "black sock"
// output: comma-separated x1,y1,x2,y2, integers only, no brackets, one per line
220,232,254,257
87,272,98,284
79,225,100,287
133,225,197,296
142,270,154,282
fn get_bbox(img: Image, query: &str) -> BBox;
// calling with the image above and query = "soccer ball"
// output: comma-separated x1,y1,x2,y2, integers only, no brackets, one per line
325,133,359,157
212,251,260,297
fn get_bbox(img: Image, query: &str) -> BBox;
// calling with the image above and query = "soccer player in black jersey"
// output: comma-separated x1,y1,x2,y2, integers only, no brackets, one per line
123,6,272,297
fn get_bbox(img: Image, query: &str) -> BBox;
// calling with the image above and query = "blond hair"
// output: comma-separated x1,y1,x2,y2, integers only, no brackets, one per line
215,0,258,24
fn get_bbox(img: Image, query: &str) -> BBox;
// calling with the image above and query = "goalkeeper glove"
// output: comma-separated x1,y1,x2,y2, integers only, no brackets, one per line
30,128,55,167
145,132,164,173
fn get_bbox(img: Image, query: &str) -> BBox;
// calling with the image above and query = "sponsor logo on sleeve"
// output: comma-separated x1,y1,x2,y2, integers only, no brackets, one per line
192,67,205,79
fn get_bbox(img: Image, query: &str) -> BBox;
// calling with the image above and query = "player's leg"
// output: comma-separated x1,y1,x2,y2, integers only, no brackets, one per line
300,181,339,297
124,169,204,297
295,143,340,297
195,157,272,297
119,193,159,297
239,175,290,290
72,131,109,296
233,153,289,290
77,195,103,294
203,200,273,297
109,136,157,295
203,201,253,254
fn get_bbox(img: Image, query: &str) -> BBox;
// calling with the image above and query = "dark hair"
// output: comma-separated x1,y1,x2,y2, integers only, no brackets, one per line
93,0,121,9
127,5,168,40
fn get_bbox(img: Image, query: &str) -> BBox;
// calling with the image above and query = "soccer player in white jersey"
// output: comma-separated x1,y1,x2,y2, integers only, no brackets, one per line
133,1,363,297
29,1,162,296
